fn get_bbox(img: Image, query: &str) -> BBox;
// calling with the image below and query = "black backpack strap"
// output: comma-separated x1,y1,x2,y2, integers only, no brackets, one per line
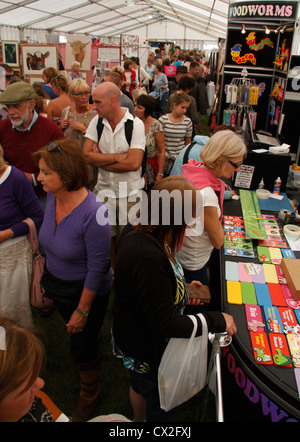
96,117,104,142
98,116,134,146
183,141,197,165
124,119,147,179
124,118,133,146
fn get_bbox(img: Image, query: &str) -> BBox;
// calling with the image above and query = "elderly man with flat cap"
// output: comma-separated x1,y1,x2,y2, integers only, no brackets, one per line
0,82,64,207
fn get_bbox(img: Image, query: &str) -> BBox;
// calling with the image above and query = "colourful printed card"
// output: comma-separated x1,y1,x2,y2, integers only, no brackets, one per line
286,334,300,368
279,307,300,335
264,305,283,333
250,331,273,365
269,333,293,367
245,305,265,332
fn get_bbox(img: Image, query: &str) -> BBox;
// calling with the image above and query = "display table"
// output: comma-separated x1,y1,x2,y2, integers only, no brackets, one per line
220,196,300,422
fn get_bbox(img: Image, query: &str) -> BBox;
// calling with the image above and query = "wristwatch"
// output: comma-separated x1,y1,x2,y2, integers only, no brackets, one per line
76,307,89,317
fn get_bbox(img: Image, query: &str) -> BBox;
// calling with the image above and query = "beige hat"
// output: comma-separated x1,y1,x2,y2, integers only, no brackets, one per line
0,82,36,104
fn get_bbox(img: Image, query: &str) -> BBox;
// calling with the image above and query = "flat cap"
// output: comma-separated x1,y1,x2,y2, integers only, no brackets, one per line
176,65,188,74
0,82,36,105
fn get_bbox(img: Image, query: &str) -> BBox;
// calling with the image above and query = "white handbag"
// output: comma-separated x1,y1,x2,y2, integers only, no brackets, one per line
158,314,208,412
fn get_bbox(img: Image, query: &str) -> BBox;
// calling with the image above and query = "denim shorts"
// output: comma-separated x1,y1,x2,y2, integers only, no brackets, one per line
129,369,178,422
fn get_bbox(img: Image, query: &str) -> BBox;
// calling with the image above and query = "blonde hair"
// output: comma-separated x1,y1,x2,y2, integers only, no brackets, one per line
172,91,191,106
68,78,90,95
110,66,124,76
0,317,45,403
200,130,247,173
0,145,7,173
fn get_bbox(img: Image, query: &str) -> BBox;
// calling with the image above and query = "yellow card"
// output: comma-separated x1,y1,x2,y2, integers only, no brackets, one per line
263,263,278,283
227,280,242,305
269,247,282,265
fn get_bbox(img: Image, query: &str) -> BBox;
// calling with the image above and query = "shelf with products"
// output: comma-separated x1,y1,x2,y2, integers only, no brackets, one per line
222,74,259,133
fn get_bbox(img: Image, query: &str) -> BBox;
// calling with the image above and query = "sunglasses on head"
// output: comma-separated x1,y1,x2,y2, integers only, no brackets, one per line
46,142,63,155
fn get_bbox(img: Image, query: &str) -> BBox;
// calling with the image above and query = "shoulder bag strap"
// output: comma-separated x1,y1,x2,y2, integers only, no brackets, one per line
23,218,39,254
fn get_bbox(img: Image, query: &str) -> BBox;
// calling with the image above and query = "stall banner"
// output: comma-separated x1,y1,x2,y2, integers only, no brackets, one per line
223,346,299,421
228,1,298,21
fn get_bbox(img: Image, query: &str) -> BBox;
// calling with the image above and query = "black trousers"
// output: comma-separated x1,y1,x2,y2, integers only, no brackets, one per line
53,291,110,364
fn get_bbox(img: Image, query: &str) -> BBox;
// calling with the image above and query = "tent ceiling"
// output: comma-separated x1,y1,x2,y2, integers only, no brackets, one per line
0,0,231,40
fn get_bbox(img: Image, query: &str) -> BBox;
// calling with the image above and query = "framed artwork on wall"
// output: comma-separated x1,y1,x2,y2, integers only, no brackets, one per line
2,41,19,67
65,35,91,70
20,44,58,75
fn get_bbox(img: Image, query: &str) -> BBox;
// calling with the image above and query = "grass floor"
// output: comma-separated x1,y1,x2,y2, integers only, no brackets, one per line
32,114,214,422
32,288,212,422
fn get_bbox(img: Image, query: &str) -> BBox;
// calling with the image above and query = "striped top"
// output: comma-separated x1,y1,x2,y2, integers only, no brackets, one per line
158,114,193,156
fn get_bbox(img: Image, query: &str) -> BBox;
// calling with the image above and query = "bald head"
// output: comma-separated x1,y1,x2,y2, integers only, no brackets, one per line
92,80,124,122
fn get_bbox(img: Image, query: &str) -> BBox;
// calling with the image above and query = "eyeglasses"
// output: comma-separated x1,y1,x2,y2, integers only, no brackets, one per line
72,91,90,97
46,142,63,155
229,160,243,170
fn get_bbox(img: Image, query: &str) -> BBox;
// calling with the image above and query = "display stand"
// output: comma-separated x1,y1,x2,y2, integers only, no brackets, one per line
218,1,299,154
221,197,300,422
222,72,259,134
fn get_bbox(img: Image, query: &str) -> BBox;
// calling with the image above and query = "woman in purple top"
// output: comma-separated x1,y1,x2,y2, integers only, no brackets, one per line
0,145,44,328
33,139,112,422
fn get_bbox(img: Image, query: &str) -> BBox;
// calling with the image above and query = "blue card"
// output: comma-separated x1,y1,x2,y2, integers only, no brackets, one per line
263,305,283,333
254,283,273,306
281,249,296,259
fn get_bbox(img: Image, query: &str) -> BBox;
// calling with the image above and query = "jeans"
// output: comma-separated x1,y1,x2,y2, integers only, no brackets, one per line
129,370,178,422
159,91,169,116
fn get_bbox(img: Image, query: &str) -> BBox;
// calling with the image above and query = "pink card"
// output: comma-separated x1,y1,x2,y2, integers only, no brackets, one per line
281,284,300,310
245,304,265,332
275,265,287,284
238,262,252,282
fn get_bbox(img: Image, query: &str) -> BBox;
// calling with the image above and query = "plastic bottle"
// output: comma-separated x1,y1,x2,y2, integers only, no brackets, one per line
258,178,264,189
273,177,282,194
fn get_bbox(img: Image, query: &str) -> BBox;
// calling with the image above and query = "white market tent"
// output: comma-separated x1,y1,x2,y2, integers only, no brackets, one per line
0,0,232,46
0,1,299,50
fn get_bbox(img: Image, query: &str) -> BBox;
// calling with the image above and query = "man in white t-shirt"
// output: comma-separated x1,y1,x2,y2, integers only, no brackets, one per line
84,81,145,266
